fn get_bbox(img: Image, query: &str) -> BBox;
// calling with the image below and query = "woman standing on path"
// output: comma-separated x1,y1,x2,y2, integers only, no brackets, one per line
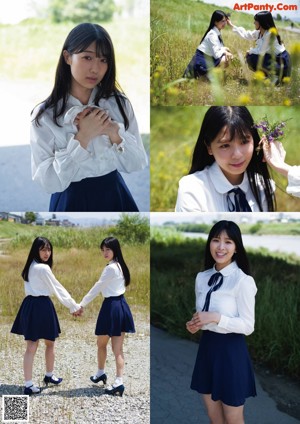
30,23,148,212
186,220,257,424
78,237,135,396
11,237,81,395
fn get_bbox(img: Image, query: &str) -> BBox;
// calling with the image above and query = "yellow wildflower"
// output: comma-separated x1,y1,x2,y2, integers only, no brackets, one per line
283,99,292,106
254,71,265,81
269,27,278,36
237,94,251,105
290,42,300,55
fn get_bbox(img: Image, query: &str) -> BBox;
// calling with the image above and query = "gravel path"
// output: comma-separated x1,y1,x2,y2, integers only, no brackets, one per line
0,312,149,423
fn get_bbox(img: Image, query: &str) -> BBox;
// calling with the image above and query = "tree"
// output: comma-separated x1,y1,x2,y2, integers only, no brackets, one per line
25,212,37,223
48,0,115,23
114,214,150,244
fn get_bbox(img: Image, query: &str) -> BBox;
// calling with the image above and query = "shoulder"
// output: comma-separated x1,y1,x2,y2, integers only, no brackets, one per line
32,262,52,274
102,262,120,276
31,101,55,126
196,269,211,285
179,169,210,187
236,269,257,293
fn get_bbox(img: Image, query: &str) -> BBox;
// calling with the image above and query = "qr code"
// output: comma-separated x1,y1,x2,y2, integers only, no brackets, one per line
2,395,29,422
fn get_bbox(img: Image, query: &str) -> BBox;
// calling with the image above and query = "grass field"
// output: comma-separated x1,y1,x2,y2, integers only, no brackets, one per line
151,0,300,105
150,105,300,211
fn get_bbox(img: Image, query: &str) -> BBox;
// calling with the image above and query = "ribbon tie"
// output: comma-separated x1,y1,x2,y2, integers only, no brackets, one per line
202,272,223,311
226,187,251,212
63,105,102,124
218,35,224,45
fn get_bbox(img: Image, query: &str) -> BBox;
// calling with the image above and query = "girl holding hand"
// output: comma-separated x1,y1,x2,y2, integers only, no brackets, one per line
11,237,81,395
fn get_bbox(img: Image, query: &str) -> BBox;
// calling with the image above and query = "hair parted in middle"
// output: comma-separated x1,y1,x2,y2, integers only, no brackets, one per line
100,237,130,286
189,106,275,212
204,220,251,275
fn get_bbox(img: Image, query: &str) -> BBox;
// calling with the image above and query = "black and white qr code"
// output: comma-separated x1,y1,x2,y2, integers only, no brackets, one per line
2,395,29,422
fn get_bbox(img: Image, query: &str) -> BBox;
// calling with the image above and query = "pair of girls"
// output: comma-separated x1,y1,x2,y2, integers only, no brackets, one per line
184,10,290,81
31,23,148,212
187,220,257,424
11,236,134,397
175,106,298,212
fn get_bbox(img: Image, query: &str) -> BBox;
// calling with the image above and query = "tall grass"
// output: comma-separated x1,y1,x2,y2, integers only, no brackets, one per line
150,228,300,377
150,105,300,211
151,0,300,105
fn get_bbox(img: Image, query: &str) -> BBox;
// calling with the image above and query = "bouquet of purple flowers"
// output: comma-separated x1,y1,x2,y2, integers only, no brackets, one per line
253,116,288,154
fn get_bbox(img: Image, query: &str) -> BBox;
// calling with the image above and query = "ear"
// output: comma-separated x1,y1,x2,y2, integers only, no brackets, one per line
63,50,72,65
206,144,213,155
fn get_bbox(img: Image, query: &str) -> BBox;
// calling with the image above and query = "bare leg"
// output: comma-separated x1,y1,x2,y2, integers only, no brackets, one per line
202,394,226,424
44,339,55,373
24,340,39,381
111,333,125,378
222,403,245,424
97,335,110,369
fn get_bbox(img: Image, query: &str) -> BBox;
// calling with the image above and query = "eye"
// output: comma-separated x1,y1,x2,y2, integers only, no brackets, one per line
83,55,93,60
100,57,108,63
219,143,230,149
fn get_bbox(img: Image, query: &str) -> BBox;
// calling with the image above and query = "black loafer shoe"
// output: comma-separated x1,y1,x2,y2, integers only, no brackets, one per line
44,375,63,386
24,385,40,395
105,384,125,397
90,373,107,384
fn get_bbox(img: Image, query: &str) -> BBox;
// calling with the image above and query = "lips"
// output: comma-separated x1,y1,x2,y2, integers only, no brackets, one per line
230,161,245,168
86,77,98,83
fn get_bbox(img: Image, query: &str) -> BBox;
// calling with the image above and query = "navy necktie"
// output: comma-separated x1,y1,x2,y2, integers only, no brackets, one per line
218,35,224,45
202,272,224,312
226,187,252,212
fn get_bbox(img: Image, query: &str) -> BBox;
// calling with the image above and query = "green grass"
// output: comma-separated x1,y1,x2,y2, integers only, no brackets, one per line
151,0,300,105
150,105,300,211
150,228,300,377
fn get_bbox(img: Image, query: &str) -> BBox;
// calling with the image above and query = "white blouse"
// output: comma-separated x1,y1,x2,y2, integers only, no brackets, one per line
287,166,300,197
197,26,227,59
195,261,257,336
30,89,148,194
25,261,80,313
80,261,126,307
175,161,269,212
231,25,286,55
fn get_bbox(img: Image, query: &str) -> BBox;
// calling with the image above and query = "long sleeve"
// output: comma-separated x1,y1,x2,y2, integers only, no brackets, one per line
217,276,257,335
38,265,81,313
287,166,300,197
232,25,259,41
80,266,116,307
206,31,227,59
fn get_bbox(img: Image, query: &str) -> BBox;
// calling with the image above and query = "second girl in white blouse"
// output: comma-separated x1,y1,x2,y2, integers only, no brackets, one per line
78,237,135,397
186,220,257,424
31,23,148,212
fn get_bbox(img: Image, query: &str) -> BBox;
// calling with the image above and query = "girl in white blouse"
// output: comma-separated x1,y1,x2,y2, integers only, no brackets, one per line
186,220,257,424
228,11,291,82
175,106,275,212
78,237,135,397
11,237,81,395
31,23,148,212
183,10,233,79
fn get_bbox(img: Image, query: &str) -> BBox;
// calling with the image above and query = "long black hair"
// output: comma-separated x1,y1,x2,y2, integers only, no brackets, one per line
200,10,228,44
22,237,53,281
204,220,251,275
254,11,282,45
189,106,275,211
100,237,130,286
33,23,129,129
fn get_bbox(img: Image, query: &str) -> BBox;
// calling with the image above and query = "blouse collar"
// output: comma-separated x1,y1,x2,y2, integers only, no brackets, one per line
208,161,249,194
212,261,238,276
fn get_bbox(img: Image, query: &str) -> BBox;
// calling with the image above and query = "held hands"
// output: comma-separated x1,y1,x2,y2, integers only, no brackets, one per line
75,107,121,148
72,306,84,317
186,311,221,334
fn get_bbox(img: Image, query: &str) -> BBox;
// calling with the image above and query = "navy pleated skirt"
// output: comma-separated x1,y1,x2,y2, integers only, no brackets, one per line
11,296,61,342
183,50,223,78
191,331,256,407
95,295,135,337
49,170,139,212
246,50,291,78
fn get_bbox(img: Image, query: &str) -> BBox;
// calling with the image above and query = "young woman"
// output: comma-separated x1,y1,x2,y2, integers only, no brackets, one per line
11,237,81,395
262,138,300,197
228,11,291,81
186,220,257,424
175,106,275,212
31,23,148,212
183,10,233,79
78,237,135,397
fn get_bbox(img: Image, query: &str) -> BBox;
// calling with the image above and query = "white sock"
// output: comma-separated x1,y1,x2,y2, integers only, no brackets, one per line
25,380,33,388
114,376,123,387
96,369,105,377
25,380,40,392
46,372,59,381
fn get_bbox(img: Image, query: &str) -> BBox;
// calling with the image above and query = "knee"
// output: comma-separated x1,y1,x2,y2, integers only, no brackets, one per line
26,341,39,354
44,340,55,350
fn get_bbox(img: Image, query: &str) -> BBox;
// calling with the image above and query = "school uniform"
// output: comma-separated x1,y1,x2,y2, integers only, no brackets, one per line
80,261,135,337
11,261,80,341
232,25,291,78
190,261,257,406
30,89,148,212
183,27,227,78
175,161,271,212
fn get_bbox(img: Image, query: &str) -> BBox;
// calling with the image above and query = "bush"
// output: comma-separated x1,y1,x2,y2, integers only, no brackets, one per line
48,0,115,23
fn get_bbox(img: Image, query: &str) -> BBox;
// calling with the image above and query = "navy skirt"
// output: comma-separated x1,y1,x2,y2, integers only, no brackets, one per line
191,331,256,407
11,296,61,342
49,170,139,212
95,295,135,337
246,50,291,79
183,50,223,78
